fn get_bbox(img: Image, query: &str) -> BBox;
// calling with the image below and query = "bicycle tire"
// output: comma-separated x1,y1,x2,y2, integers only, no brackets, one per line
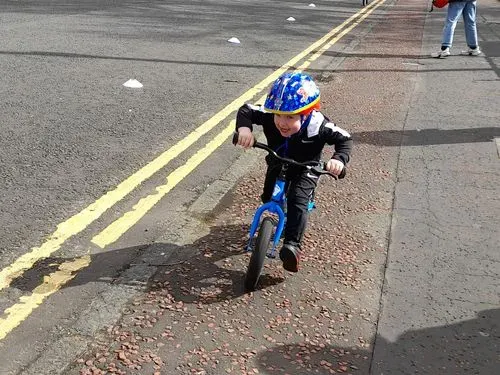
244,217,275,291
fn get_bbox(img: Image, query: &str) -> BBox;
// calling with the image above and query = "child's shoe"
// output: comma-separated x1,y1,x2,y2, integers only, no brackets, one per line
431,47,450,58
279,243,300,272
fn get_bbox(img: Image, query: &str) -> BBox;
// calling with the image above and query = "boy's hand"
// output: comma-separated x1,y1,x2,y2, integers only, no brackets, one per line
326,159,344,176
237,127,255,149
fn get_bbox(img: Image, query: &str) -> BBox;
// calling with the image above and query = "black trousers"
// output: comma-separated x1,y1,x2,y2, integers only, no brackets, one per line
262,159,318,248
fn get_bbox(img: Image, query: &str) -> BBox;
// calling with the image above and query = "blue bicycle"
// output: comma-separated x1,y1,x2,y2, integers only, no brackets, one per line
232,133,344,291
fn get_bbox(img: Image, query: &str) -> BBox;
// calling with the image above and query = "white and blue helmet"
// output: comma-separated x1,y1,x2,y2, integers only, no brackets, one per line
264,72,320,115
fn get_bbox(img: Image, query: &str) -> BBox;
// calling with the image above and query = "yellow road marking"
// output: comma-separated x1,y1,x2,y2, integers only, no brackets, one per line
298,0,386,71
92,122,236,247
0,0,385,341
0,256,91,340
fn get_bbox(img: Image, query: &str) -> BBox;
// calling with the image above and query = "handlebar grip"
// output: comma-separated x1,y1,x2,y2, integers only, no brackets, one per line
315,164,346,179
232,131,259,148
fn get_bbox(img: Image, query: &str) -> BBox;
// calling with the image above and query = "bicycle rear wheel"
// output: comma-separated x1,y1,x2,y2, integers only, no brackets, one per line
244,217,275,291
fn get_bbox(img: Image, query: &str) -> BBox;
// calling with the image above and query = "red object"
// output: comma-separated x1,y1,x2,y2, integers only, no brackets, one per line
433,0,449,8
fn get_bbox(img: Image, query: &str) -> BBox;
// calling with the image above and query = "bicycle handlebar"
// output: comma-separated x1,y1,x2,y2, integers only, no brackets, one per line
232,132,346,179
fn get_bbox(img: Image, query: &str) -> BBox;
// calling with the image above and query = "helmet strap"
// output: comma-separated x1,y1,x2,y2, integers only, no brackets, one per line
277,112,313,156
299,112,313,131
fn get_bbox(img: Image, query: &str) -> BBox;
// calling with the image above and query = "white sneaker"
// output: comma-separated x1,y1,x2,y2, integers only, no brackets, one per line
468,47,481,56
431,48,450,58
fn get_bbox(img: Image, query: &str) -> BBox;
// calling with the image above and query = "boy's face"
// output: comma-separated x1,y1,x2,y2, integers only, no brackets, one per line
274,114,302,137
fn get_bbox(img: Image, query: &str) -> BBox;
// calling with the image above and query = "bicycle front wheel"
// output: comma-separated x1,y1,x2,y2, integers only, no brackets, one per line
244,217,275,291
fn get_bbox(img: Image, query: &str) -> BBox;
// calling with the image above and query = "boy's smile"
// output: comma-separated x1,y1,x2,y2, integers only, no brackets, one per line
274,114,302,137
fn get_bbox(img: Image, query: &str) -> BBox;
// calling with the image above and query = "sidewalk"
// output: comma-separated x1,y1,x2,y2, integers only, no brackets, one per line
69,1,499,374
371,0,500,373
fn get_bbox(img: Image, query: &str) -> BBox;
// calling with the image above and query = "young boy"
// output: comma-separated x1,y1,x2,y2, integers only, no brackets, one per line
234,72,353,272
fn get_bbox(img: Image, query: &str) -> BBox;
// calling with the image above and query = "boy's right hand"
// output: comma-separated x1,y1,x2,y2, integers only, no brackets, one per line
236,127,255,149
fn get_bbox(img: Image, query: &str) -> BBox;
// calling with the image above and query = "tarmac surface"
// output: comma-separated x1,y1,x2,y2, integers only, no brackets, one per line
42,0,500,374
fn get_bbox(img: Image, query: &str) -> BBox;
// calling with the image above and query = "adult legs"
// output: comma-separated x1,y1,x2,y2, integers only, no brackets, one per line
441,2,466,49
463,1,479,49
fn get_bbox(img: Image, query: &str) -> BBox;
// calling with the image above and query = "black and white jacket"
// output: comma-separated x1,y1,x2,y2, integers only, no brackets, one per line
235,104,353,166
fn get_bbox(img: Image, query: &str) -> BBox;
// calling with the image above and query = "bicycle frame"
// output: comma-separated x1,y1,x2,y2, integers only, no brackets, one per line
246,170,316,258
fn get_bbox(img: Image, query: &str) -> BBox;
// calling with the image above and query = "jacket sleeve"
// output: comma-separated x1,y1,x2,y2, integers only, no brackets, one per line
322,122,353,165
235,104,273,131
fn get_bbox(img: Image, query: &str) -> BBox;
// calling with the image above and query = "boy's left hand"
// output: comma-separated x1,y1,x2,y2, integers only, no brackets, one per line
326,159,344,176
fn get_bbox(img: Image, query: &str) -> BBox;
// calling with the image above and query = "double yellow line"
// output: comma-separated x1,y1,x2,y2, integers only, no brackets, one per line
0,0,385,340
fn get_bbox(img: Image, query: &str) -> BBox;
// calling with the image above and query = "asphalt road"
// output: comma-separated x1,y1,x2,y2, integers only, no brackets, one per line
0,0,381,373
1,0,350,271
0,0,375,269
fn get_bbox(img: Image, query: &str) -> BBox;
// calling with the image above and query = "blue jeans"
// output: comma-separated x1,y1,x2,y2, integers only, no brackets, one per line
441,1,478,49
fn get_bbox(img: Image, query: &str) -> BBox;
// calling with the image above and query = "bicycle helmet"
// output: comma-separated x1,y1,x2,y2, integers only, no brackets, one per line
263,72,320,115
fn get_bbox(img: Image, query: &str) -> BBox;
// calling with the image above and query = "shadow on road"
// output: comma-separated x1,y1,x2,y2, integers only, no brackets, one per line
2,50,492,75
353,127,500,147
255,308,499,374
9,224,284,302
145,223,285,304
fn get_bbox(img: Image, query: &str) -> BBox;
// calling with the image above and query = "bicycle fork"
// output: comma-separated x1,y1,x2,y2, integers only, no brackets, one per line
246,180,287,258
